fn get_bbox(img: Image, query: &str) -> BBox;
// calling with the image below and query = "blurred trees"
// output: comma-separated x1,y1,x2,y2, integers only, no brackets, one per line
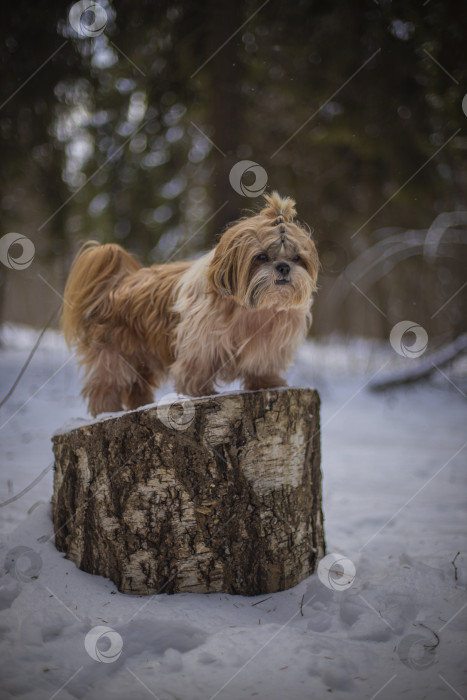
1,0,466,339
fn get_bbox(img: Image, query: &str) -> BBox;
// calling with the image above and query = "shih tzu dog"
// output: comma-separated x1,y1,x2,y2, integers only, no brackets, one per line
62,192,319,416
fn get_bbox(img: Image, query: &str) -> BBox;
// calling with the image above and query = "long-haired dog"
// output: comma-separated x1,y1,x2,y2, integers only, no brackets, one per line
62,192,319,416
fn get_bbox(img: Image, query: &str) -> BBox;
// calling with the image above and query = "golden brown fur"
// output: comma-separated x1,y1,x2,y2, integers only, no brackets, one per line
62,192,319,416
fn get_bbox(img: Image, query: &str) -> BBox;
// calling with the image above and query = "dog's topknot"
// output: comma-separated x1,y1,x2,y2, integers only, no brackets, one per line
261,191,297,223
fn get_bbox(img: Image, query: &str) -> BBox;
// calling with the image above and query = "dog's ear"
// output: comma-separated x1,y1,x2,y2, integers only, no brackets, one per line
206,231,240,297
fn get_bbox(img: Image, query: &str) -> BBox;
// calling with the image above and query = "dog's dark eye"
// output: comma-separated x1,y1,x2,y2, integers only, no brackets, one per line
256,253,268,262
292,255,301,263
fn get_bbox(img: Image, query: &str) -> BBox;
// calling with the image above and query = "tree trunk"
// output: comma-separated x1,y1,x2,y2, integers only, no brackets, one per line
52,387,325,596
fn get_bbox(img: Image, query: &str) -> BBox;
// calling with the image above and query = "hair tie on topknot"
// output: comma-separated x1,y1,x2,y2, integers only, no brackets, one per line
261,191,297,223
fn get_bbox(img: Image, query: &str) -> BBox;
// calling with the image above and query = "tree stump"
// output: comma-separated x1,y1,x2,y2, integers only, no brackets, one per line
52,388,325,595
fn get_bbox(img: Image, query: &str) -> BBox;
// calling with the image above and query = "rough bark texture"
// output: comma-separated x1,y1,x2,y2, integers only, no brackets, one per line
52,388,325,596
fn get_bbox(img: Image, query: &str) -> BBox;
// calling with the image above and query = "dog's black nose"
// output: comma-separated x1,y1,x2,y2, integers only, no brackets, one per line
276,262,290,276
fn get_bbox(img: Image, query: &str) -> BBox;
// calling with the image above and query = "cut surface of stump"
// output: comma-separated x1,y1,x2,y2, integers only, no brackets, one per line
52,387,325,595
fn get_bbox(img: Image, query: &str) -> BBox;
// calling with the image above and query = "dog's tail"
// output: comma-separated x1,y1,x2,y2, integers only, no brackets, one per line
61,241,141,347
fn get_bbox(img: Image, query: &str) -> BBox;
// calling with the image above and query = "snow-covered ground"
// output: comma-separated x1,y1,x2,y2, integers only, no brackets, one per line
0,324,466,700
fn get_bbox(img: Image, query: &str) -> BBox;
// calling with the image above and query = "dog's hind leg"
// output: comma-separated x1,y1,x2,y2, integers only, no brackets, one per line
85,381,124,417
124,368,158,410
81,347,140,416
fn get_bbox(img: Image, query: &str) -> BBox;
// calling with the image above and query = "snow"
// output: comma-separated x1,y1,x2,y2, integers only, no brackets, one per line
0,323,466,700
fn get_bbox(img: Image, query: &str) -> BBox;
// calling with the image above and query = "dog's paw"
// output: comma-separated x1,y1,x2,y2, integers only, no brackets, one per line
243,375,287,391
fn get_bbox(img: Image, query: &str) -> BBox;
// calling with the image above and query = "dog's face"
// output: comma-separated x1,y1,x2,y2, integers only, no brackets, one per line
207,211,319,310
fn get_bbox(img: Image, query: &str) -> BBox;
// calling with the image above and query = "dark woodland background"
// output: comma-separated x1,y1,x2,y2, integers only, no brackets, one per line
1,0,466,341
